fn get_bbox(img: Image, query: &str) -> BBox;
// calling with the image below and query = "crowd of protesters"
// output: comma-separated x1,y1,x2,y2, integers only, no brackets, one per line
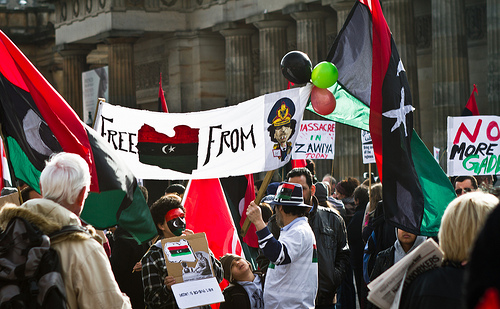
0,152,499,309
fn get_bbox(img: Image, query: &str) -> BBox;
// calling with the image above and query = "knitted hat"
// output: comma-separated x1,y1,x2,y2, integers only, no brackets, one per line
314,182,328,204
220,253,239,282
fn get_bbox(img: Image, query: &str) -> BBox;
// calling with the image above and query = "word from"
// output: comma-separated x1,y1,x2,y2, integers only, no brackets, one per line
204,124,256,165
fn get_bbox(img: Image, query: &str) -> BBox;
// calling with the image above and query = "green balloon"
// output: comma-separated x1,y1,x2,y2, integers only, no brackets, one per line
311,61,339,89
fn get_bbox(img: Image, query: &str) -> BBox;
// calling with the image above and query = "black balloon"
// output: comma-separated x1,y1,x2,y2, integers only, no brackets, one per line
280,51,312,84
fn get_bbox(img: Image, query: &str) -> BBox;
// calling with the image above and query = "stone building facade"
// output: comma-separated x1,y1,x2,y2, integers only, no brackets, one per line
1,0,497,182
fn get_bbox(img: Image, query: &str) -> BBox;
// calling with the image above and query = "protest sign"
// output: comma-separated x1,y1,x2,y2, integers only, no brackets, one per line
447,116,500,176
162,233,224,308
361,130,375,164
292,120,335,160
82,67,108,125
93,85,312,180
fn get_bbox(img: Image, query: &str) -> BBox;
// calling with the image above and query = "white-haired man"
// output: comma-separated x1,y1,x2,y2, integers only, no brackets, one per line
0,152,131,308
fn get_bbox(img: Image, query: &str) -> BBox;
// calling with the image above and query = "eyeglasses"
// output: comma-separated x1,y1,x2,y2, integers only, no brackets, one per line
455,188,473,195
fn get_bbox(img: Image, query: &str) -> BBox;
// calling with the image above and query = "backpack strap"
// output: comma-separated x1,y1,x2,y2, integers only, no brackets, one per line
48,225,90,241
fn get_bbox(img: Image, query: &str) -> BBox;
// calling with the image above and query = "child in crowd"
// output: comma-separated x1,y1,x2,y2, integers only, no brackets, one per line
220,254,265,309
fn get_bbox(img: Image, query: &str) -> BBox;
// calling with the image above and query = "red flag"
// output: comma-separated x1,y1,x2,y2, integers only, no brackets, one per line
183,178,243,304
220,175,258,248
462,84,479,116
183,178,242,258
158,73,168,113
239,174,257,247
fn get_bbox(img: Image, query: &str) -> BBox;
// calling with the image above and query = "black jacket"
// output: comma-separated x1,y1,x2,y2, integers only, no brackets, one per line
369,246,395,282
400,263,465,309
110,226,149,309
220,272,265,309
258,197,350,305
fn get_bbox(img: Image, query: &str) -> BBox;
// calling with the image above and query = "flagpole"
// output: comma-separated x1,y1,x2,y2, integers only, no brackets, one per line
240,169,275,237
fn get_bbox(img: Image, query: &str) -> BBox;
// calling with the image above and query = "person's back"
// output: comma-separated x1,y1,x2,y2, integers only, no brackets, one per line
7,152,132,309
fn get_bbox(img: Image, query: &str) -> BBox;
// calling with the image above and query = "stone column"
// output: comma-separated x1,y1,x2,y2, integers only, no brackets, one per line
106,37,137,108
330,2,366,180
248,15,290,94
290,11,329,65
488,0,500,115
382,0,420,132
218,26,256,105
331,1,353,29
432,0,469,164
57,44,94,119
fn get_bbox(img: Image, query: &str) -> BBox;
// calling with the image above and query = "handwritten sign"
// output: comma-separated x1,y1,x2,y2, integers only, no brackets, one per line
171,277,224,309
361,130,375,164
292,120,335,160
447,116,500,176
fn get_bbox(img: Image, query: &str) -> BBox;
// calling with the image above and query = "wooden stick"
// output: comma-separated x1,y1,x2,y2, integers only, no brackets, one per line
240,170,275,237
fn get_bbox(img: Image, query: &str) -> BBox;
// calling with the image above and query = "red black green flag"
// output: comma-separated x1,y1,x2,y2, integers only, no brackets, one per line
0,30,156,243
309,0,456,236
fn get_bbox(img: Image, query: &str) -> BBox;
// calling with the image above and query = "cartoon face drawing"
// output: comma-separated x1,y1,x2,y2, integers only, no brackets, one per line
267,98,297,162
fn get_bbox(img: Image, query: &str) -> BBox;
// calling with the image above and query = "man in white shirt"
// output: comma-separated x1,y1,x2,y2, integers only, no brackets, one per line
247,182,318,308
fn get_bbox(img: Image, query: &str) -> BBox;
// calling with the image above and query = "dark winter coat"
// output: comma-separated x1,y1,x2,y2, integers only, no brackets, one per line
400,263,465,309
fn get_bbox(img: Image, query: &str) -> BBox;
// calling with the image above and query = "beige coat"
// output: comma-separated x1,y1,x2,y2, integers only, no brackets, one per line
0,199,132,309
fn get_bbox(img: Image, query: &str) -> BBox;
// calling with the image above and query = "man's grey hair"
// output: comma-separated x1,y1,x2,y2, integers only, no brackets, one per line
40,152,91,206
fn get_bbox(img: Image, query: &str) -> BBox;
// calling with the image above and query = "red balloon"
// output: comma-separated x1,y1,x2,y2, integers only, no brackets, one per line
310,86,336,115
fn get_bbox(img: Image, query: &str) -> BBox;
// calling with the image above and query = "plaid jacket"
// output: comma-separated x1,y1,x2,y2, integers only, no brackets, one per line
141,242,223,309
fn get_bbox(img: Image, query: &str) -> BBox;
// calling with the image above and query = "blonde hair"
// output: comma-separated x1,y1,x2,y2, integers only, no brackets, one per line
439,191,498,262
368,183,383,213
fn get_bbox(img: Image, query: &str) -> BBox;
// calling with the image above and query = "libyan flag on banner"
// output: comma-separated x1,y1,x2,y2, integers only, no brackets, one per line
307,0,456,236
0,30,156,243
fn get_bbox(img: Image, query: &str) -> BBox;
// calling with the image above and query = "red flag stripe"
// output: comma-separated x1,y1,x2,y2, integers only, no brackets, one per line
363,0,392,182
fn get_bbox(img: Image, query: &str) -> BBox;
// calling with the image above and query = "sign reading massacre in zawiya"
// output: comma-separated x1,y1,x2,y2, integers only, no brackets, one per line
93,85,312,180
447,116,500,176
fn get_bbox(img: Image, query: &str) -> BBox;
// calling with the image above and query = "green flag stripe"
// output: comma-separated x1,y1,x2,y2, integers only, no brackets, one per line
6,137,41,193
411,130,456,236
306,83,370,131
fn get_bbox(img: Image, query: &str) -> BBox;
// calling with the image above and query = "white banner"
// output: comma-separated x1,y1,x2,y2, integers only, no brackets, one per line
361,130,375,164
94,85,312,180
292,120,335,160
447,116,500,176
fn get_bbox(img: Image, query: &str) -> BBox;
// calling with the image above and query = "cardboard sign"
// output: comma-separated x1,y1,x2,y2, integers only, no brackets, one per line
161,233,214,284
292,120,335,160
447,116,500,176
161,233,223,308
361,130,375,164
